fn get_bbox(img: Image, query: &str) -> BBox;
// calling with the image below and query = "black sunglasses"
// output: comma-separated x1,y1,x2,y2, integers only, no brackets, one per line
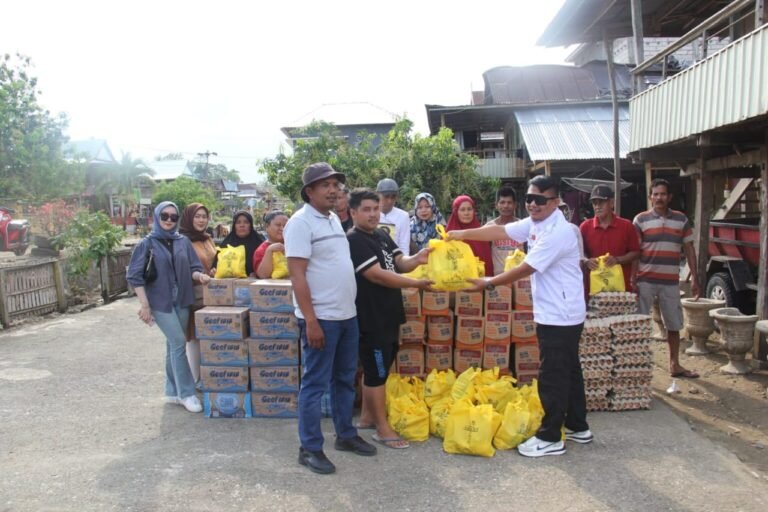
160,213,179,222
524,194,558,206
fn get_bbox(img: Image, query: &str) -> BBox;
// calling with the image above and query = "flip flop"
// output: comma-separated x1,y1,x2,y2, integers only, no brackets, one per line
372,433,410,449
354,422,376,430
671,369,700,379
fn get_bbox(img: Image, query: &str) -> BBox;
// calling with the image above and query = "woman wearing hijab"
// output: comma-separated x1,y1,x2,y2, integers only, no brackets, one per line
446,195,493,277
127,201,211,413
409,192,445,251
179,203,218,386
217,210,265,276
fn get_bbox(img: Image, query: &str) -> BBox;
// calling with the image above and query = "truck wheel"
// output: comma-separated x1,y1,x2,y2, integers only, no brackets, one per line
706,272,736,307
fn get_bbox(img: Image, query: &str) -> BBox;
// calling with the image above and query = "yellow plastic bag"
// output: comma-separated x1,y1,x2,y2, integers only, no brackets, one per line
493,399,532,450
386,374,424,416
271,251,289,279
476,367,500,386
214,245,247,278
451,367,480,402
589,253,625,295
429,396,454,438
443,398,502,457
424,369,456,408
520,379,544,438
403,263,430,280
475,377,519,413
426,225,479,291
503,248,527,271
389,392,430,442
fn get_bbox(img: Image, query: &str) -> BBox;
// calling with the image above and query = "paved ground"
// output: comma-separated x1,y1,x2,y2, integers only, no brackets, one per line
2,298,768,512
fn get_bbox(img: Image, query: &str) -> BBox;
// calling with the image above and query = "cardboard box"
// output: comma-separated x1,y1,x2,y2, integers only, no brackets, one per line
454,290,484,317
249,279,294,313
203,279,235,306
483,340,511,374
513,277,533,308
195,307,250,340
426,313,453,342
248,338,300,366
511,310,536,342
485,311,512,342
200,340,249,366
233,278,257,307
402,288,422,317
485,283,513,312
396,343,425,377
514,343,540,374
455,316,485,345
422,290,450,316
200,365,250,392
516,371,539,386
249,312,299,340
203,392,252,418
399,316,426,343
454,344,483,373
425,341,453,371
249,366,300,392
251,392,299,418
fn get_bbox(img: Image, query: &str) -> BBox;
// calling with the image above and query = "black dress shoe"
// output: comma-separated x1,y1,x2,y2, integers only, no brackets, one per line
298,447,336,474
334,435,377,456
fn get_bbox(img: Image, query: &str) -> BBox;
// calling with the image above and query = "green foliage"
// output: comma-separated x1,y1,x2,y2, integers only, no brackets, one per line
152,176,220,212
96,152,155,212
192,162,241,183
155,152,184,161
259,119,499,218
0,54,83,199
54,210,125,276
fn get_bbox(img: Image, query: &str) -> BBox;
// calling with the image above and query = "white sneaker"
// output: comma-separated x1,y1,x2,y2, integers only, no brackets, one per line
517,436,566,457
565,429,594,444
163,396,181,405
180,395,202,413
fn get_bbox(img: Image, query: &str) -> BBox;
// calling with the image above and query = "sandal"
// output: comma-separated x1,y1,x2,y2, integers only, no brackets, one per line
671,369,700,379
372,433,409,449
354,422,376,430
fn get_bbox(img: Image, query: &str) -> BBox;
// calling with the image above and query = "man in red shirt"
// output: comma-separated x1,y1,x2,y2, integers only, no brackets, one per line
579,185,640,292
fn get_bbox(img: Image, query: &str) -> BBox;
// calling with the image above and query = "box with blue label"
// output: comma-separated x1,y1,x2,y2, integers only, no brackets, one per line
248,338,300,366
200,340,249,366
233,278,256,307
200,365,250,392
203,279,235,306
203,392,252,418
195,307,249,340
251,391,299,418
249,365,300,392
249,312,299,340
249,279,294,313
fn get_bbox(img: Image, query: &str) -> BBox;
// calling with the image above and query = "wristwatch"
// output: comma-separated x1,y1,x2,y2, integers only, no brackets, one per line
485,281,496,291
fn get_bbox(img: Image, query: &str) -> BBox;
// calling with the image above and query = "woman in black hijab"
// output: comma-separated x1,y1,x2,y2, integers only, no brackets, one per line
218,211,265,276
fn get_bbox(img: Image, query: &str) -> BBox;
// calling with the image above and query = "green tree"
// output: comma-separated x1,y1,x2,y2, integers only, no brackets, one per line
154,152,184,161
259,119,499,217
193,162,241,183
97,153,155,219
0,53,82,199
152,176,220,213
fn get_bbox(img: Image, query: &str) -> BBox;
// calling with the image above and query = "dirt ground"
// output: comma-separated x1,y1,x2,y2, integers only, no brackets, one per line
650,332,768,481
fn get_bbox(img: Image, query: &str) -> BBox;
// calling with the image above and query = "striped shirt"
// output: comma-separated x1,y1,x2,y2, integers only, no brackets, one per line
633,208,693,284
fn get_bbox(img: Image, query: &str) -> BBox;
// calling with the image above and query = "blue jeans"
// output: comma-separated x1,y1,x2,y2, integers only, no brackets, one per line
153,305,196,400
298,317,359,451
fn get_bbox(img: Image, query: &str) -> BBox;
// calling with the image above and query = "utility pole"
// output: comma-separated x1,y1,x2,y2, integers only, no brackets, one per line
196,150,218,181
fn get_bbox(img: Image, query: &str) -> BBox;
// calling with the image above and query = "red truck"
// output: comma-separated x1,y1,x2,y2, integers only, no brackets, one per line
706,218,759,313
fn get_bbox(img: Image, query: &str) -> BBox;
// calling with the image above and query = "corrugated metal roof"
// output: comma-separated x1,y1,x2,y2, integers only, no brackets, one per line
63,138,117,164
222,180,239,192
630,23,768,151
515,105,630,161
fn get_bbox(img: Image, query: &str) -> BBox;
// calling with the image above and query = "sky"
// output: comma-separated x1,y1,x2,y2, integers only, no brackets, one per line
2,0,572,183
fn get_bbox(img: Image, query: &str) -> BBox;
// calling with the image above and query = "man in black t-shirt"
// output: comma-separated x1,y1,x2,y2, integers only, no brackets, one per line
347,188,432,450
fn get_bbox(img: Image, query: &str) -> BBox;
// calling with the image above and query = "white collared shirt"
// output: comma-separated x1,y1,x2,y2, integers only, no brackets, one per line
284,203,357,321
505,209,586,326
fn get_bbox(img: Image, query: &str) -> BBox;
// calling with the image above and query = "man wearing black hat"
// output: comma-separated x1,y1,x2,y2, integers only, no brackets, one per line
579,184,640,293
285,162,376,474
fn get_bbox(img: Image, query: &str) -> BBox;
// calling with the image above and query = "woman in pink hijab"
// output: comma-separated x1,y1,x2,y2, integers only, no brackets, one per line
446,195,493,276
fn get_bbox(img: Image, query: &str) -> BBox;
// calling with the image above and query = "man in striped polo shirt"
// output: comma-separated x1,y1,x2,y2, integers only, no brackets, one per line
633,178,700,379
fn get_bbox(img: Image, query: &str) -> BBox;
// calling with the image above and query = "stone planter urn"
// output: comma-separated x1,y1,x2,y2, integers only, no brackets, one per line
709,307,758,374
681,298,726,355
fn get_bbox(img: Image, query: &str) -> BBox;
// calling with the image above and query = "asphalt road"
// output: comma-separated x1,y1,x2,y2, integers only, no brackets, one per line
1,298,767,512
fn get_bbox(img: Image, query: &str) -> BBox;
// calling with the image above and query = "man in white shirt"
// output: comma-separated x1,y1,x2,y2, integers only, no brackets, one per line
447,175,591,458
285,162,376,475
376,178,411,255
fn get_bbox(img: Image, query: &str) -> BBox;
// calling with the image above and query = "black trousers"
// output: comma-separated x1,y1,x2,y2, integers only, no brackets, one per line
535,323,589,442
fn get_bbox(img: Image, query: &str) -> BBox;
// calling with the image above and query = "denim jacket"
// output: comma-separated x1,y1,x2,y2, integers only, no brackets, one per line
126,236,204,313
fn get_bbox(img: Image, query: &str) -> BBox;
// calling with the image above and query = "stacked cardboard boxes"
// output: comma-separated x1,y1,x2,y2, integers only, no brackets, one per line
423,290,454,373
398,288,427,376
454,289,484,373
248,279,300,418
483,285,512,375
507,276,537,384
